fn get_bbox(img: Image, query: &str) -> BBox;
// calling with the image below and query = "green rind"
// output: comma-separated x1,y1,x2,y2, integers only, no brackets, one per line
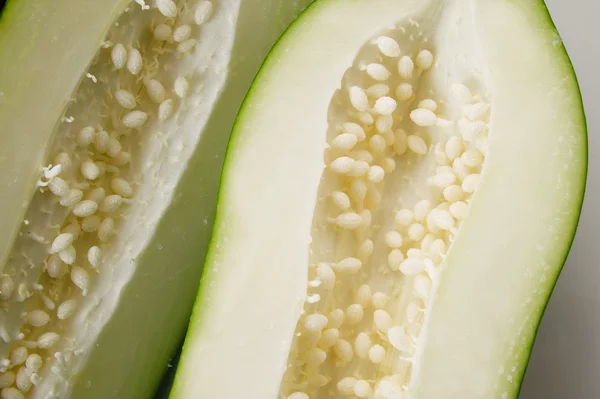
512,1,588,395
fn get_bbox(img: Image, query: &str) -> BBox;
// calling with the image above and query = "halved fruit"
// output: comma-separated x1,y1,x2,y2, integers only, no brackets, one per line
171,0,587,398
0,0,311,397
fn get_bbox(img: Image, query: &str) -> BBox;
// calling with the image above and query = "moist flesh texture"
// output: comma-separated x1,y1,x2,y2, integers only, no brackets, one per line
0,0,312,398
170,0,586,398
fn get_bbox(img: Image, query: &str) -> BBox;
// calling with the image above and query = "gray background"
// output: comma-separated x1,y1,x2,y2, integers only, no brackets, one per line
520,0,599,398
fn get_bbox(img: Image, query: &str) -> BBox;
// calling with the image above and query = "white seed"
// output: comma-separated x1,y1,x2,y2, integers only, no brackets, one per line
1,387,24,399
157,0,177,17
106,137,122,158
80,160,99,181
46,177,68,199
374,310,393,333
445,136,464,161
374,96,397,115
331,133,358,151
397,56,414,79
399,258,426,276
114,89,137,109
388,325,410,351
367,165,385,183
429,172,457,188
416,49,434,70
331,191,350,210
395,82,413,101
451,83,473,103
462,173,481,193
110,43,127,69
59,245,76,264
112,151,130,166
372,292,389,309
420,233,436,252
88,246,101,268
333,339,353,362
36,332,60,349
385,231,403,248
410,108,437,127
395,209,414,227
452,157,471,180
51,233,74,254
450,201,468,220
316,263,335,290
54,152,72,172
126,48,143,75
465,102,490,121
349,86,369,112
369,134,387,153
380,157,396,173
387,248,405,271
287,393,309,399
434,143,449,165
0,372,15,388
122,110,148,128
337,377,358,395
100,195,124,213
376,36,401,57
304,313,328,332
358,239,374,261
304,347,327,365
98,217,115,242
354,333,371,359
110,178,133,198
342,122,366,141
443,185,463,203
368,344,386,364
431,209,455,230
408,223,426,241
76,126,95,147
407,135,428,155
59,189,83,208
156,99,175,122
177,39,197,53
145,79,166,103
72,200,98,218
10,348,27,367
70,266,91,295
355,284,372,307
366,84,390,98
366,63,391,81
334,212,362,230
173,24,192,43
347,160,368,177
358,111,374,125
81,216,101,233
153,24,172,41
350,179,367,202
45,255,66,279
0,276,14,300
461,120,488,142
375,114,393,133
57,299,77,320
346,304,364,325
26,310,50,327
414,274,432,298
195,1,213,25
461,149,484,167
418,99,437,111
92,130,109,154
174,77,189,98
334,257,362,273
15,367,32,393
414,200,432,222
329,156,355,174
320,328,339,348
429,239,447,260
328,309,345,329
25,354,42,371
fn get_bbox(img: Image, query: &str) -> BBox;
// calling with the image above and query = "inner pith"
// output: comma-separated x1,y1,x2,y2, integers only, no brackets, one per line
279,24,490,399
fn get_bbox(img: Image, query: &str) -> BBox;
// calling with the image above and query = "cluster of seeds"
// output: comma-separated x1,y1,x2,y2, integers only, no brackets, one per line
0,1,214,397
280,31,490,399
